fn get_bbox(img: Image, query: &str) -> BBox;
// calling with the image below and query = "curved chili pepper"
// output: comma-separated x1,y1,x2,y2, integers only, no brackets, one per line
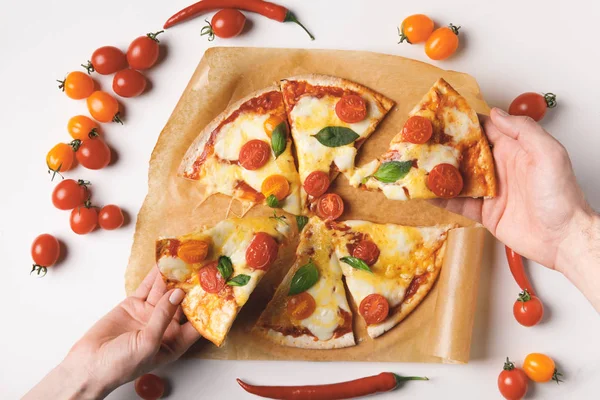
164,0,314,40
505,245,536,296
237,372,428,400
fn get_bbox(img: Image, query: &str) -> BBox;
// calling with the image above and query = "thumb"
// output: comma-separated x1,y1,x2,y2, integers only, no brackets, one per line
143,288,185,346
489,107,556,151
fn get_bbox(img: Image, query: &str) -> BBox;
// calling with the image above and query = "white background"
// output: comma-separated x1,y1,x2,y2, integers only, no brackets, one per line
1,0,599,399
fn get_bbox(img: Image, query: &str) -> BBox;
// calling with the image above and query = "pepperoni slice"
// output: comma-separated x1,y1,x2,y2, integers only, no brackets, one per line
303,171,330,197
427,163,464,198
287,291,317,320
352,240,380,266
199,261,226,294
263,115,284,137
245,232,278,270
177,240,209,264
315,193,344,221
261,174,290,201
239,139,271,170
359,294,390,325
335,94,367,123
402,115,433,144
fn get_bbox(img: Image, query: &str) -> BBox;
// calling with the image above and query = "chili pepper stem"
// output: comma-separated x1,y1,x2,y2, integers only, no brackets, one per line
284,11,314,40
393,374,429,383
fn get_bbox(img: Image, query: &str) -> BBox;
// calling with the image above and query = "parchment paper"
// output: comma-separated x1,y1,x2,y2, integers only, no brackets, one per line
125,47,490,364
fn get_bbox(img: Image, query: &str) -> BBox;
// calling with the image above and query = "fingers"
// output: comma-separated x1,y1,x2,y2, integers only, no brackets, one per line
479,115,504,146
428,198,484,223
142,289,186,347
133,267,159,299
179,322,202,351
489,108,557,151
146,270,168,306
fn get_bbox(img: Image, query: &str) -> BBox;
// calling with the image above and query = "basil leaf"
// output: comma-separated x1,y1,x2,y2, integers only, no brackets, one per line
373,161,412,183
271,122,287,158
227,274,251,287
313,127,359,148
266,194,280,208
340,256,372,273
288,260,319,295
217,255,233,280
295,215,309,232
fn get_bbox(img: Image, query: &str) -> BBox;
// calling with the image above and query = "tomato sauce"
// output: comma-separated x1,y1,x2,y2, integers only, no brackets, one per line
404,273,429,302
235,180,265,202
333,308,353,338
156,238,181,259
283,81,356,110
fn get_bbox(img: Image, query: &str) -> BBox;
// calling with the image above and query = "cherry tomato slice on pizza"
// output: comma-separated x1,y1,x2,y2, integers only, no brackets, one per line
303,171,330,198
402,115,433,144
359,294,389,325
199,261,226,294
352,240,380,266
246,232,278,270
263,115,285,137
316,193,344,220
239,139,271,170
177,240,209,264
287,291,317,320
335,94,367,123
261,175,290,201
427,163,463,198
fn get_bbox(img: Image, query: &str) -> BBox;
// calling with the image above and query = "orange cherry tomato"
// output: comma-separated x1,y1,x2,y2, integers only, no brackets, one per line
57,71,95,100
303,171,330,198
202,9,246,40
264,115,285,137
112,68,147,98
239,139,271,170
246,232,278,270
315,193,344,221
86,91,122,124
127,31,162,70
513,290,544,327
76,136,111,170
98,205,124,230
509,93,557,122
199,261,226,293
335,94,367,123
68,115,100,141
70,205,98,235
87,46,127,75
498,358,528,400
352,240,380,266
287,292,317,320
523,353,561,383
46,143,75,175
261,175,290,201
425,24,461,60
177,240,209,264
398,14,434,44
427,163,463,198
402,116,433,144
359,294,389,325
135,374,165,400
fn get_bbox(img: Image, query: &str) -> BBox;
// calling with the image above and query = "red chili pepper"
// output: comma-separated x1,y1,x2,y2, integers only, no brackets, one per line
505,245,536,296
236,372,428,400
164,0,314,40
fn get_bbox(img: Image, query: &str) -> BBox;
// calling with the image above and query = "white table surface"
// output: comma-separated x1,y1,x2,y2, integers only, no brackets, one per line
2,0,599,398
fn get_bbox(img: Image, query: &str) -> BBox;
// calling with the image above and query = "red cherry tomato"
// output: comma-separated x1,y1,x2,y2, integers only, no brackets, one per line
198,261,226,294
202,9,246,40
402,115,433,144
127,31,163,70
498,358,528,400
352,240,380,266
86,46,127,75
303,171,330,197
31,234,60,267
315,193,344,220
112,69,147,98
245,232,278,270
68,115,100,141
335,94,367,123
98,205,124,230
70,205,98,235
239,140,271,170
87,91,122,123
359,294,389,325
513,290,544,327
135,374,165,400
52,179,90,210
57,71,95,99
427,163,463,198
76,136,111,170
508,92,557,122
425,24,460,60
287,292,317,320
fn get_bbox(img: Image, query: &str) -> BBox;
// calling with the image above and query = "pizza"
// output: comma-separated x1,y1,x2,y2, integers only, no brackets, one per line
155,217,290,346
328,220,453,338
280,75,394,212
347,78,496,200
254,217,354,349
178,86,302,215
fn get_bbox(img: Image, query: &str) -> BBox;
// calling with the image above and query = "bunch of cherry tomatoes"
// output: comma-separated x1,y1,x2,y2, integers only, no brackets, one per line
398,14,461,60
498,353,562,400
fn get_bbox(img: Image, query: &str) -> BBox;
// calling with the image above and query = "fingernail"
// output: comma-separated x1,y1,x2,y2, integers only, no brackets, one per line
169,289,185,305
494,107,509,117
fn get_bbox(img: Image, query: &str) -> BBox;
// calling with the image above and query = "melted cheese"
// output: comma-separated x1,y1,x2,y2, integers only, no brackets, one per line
214,113,271,160
157,257,191,282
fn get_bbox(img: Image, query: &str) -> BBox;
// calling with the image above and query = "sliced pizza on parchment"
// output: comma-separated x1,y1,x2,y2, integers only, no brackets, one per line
280,75,394,213
155,217,290,346
178,86,302,215
347,78,496,200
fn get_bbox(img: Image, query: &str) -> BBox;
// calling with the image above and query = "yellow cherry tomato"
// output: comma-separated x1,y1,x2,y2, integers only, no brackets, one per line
263,115,284,137
398,14,434,44
57,71,95,100
68,115,100,141
523,353,562,383
47,143,75,176
425,24,460,60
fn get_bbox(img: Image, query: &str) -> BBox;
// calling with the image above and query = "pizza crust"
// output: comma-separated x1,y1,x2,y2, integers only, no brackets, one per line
259,328,355,350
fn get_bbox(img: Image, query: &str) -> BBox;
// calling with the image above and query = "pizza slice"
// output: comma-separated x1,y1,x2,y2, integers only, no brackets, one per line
254,217,354,349
329,220,453,338
155,217,290,346
280,75,394,212
348,78,496,200
178,86,302,215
